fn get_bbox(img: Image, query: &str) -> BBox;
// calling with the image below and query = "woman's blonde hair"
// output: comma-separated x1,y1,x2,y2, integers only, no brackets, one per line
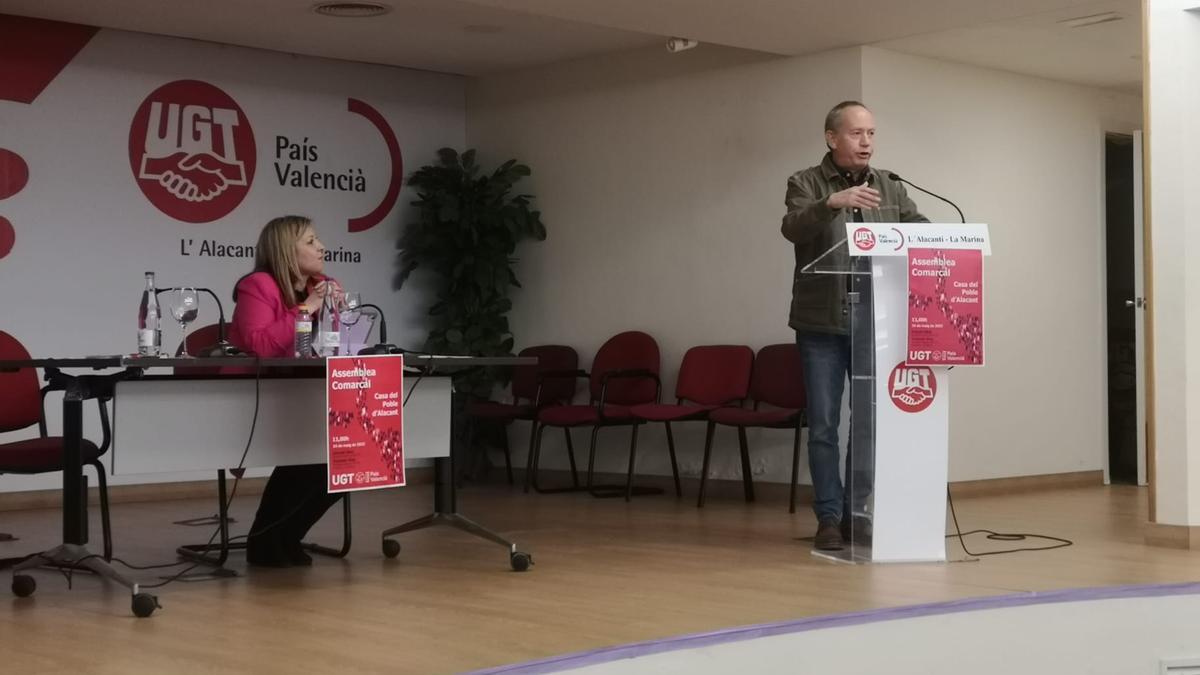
254,215,313,308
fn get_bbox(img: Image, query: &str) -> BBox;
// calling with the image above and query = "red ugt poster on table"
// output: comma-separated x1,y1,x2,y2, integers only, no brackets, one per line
326,354,405,493
907,248,984,367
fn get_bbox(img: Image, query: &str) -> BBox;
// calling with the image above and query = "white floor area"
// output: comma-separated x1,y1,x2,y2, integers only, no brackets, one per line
486,584,1200,675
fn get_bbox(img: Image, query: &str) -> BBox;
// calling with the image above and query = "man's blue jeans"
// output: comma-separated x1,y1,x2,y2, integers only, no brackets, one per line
796,330,852,523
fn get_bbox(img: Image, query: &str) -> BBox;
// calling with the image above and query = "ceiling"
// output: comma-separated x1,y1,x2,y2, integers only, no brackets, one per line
876,0,1141,92
0,0,1143,89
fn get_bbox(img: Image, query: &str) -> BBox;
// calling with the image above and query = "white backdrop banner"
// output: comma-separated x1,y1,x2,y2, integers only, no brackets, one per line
0,15,463,363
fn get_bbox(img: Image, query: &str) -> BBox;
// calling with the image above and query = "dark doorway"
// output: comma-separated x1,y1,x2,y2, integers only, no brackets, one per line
1105,133,1138,485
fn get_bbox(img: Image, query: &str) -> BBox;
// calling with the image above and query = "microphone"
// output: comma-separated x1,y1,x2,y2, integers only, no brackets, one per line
156,287,239,356
195,288,239,355
355,303,403,355
887,172,965,223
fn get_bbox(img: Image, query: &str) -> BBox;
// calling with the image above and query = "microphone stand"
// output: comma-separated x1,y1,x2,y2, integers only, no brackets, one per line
156,287,239,356
355,303,402,355
886,172,966,223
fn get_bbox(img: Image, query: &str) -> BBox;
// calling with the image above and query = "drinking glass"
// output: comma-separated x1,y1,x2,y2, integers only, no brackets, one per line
171,287,200,357
339,291,362,326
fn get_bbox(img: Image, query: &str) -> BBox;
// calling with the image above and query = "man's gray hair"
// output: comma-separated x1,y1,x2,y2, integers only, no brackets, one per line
824,101,869,133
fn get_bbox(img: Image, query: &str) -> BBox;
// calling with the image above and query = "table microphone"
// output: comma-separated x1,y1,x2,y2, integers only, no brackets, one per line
356,303,403,355
156,287,240,356
886,172,965,223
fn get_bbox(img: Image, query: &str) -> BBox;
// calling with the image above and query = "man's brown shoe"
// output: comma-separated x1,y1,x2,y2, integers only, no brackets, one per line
814,518,845,551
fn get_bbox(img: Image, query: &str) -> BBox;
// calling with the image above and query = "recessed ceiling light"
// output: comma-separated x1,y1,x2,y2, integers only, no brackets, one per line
312,2,392,18
1057,12,1124,28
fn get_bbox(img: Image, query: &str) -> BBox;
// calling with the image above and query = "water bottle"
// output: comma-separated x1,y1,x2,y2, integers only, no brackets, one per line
294,308,313,357
317,293,340,357
137,271,161,356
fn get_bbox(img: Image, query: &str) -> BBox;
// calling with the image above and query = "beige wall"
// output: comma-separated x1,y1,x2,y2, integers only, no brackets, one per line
1146,0,1200,525
468,43,1142,487
860,47,1142,481
468,46,864,484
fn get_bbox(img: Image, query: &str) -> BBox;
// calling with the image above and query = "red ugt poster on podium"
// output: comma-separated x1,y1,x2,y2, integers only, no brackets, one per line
326,354,405,493
907,248,984,367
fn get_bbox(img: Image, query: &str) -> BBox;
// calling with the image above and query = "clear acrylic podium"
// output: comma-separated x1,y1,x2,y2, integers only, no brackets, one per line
802,223,991,563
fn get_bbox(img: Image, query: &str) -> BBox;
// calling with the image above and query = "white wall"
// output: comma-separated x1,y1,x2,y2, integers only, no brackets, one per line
468,43,1141,487
1146,0,1200,525
468,46,863,485
860,47,1142,481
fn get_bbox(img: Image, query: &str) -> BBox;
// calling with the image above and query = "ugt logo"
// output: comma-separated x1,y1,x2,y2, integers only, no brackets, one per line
853,227,876,251
889,362,937,413
128,80,256,223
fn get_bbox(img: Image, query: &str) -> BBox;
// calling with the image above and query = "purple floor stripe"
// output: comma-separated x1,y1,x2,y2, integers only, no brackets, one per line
469,581,1200,674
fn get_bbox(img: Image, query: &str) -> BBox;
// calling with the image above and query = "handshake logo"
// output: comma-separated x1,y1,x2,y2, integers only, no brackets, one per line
889,362,937,414
129,80,257,223
139,141,247,203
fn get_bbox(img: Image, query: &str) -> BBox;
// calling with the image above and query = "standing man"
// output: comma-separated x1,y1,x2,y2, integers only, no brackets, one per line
781,101,927,551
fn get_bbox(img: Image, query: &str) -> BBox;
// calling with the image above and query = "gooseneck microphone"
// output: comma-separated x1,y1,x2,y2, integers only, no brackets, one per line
887,172,965,223
355,303,403,355
156,287,239,355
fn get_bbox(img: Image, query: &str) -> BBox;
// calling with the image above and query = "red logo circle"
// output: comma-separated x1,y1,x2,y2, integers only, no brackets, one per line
888,362,937,413
853,227,876,251
0,216,14,260
128,80,256,223
0,149,29,200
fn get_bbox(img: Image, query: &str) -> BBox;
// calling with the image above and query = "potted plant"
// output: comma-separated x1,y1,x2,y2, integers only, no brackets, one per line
395,148,547,479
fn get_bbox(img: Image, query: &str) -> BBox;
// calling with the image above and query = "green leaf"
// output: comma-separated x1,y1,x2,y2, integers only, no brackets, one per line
398,148,547,388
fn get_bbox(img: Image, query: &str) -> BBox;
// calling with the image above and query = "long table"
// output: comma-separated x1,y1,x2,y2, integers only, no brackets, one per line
0,354,535,617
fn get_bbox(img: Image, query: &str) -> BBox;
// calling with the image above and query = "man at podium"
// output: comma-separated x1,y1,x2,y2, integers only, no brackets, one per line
780,101,928,551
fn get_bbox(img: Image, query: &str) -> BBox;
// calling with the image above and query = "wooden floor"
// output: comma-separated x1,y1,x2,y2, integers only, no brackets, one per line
0,481,1195,674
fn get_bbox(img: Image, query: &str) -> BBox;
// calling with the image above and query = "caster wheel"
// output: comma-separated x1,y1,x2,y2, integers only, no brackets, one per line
12,574,36,598
382,539,401,559
132,593,160,618
510,552,532,572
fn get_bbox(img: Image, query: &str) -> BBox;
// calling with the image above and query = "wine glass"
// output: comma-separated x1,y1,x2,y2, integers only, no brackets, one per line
339,291,362,326
171,287,200,357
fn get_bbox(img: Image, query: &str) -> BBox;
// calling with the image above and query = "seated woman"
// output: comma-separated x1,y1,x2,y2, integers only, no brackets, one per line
228,214,343,567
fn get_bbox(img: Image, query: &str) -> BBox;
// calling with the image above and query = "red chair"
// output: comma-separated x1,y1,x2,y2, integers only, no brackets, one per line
174,322,224,375
527,331,664,501
466,345,579,485
630,345,755,497
0,331,113,567
700,343,807,513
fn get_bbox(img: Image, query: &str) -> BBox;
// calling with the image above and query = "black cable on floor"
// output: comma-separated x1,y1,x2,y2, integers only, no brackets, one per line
138,359,265,590
946,486,1074,558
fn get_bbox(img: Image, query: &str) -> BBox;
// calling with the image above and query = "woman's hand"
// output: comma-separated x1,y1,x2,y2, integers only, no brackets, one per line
326,280,346,309
300,280,344,314
300,282,329,314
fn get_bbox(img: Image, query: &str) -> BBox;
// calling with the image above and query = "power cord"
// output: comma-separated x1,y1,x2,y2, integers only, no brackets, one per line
403,367,427,406
52,354,423,590
946,486,1073,558
138,358,266,589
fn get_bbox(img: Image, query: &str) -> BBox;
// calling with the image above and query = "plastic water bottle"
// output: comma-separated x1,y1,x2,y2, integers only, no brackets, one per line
294,308,313,357
317,293,340,357
137,271,161,356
